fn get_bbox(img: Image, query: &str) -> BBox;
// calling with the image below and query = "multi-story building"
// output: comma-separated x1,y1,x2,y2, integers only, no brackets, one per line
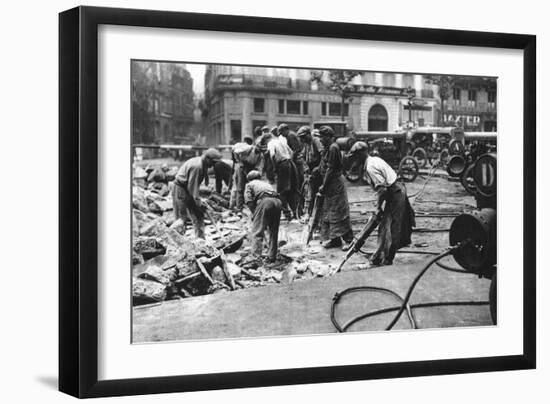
204,65,440,144
132,61,195,144
438,76,497,132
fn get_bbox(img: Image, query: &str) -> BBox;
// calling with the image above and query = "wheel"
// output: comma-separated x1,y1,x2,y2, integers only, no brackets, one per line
439,148,450,167
412,147,428,169
489,272,497,325
449,139,465,156
398,156,419,182
460,164,477,195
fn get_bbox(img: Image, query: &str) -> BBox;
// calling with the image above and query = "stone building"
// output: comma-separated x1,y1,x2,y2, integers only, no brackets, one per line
438,76,497,132
132,61,195,144
203,65,444,144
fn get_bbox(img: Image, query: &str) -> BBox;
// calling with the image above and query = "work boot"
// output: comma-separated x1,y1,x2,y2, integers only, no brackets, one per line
323,238,342,249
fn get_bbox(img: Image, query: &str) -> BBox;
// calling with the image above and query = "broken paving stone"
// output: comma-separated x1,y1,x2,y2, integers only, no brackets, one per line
132,251,144,265
226,262,242,277
147,167,166,183
148,182,170,197
210,266,227,284
133,237,166,261
134,166,148,180
133,277,168,304
138,265,178,286
140,217,168,237
169,218,185,235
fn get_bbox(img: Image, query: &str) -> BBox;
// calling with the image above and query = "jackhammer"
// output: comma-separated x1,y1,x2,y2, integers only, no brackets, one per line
330,212,381,276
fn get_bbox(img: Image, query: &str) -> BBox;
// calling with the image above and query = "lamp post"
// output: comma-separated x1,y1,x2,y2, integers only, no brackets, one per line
406,86,416,128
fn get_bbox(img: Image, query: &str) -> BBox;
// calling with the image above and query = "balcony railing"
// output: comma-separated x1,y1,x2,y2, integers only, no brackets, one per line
213,74,306,93
444,101,497,113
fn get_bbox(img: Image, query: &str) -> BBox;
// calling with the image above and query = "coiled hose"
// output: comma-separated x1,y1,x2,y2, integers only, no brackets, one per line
330,247,489,332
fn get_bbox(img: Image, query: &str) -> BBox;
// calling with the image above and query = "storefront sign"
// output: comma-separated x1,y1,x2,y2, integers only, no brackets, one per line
443,113,481,127
352,84,413,97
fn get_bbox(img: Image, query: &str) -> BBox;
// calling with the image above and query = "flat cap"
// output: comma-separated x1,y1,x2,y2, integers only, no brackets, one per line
203,148,222,161
318,125,335,137
297,126,311,137
277,123,289,133
246,170,262,181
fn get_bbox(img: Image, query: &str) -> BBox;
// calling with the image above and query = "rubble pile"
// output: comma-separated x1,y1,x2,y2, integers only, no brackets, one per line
132,164,333,306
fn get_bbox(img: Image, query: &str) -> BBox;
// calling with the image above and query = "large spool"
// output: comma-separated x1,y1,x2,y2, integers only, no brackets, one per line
446,154,466,177
449,208,497,273
472,153,497,197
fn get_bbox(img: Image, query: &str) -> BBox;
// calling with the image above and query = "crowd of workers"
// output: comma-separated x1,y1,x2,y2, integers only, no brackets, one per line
171,123,415,268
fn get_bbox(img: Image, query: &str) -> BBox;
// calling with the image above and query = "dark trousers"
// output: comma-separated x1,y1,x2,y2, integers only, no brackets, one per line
172,184,205,239
276,159,299,219
251,197,282,260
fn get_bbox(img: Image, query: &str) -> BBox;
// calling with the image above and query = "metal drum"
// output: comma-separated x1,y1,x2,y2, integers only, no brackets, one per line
472,153,497,197
446,154,466,177
449,208,497,273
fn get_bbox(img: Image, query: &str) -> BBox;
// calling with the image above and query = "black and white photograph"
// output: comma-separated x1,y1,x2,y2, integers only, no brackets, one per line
130,61,497,342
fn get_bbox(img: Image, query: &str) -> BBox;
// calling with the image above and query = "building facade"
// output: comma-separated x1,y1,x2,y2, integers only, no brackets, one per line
132,61,195,144
439,76,497,132
204,66,493,144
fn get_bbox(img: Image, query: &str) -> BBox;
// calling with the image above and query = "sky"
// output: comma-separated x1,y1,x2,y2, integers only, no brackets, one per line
185,63,206,95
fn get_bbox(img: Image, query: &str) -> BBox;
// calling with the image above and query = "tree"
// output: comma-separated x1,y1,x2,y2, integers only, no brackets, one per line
311,70,361,121
423,74,457,127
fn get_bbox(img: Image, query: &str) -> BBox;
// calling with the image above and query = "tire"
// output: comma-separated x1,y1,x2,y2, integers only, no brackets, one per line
398,156,419,182
412,147,428,169
489,272,497,325
446,154,466,177
461,164,477,195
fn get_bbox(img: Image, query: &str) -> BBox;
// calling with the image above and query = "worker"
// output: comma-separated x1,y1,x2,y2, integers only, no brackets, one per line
279,123,305,216
244,170,282,264
172,148,222,239
297,125,324,219
229,141,262,210
317,126,354,249
364,149,416,265
345,141,369,179
211,158,232,194
267,124,300,221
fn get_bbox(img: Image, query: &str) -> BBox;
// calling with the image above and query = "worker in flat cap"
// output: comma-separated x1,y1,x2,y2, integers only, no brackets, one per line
344,141,369,181
317,126,354,249
172,147,222,239
266,123,300,220
297,126,324,219
244,170,282,264
229,141,262,210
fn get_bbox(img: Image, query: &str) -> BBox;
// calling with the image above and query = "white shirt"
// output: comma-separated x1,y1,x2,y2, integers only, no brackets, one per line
267,135,292,163
365,156,397,189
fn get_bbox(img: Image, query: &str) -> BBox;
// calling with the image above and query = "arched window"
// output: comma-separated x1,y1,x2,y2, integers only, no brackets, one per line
368,104,388,131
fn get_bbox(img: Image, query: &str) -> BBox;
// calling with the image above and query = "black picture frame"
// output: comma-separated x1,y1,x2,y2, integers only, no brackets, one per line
59,6,536,398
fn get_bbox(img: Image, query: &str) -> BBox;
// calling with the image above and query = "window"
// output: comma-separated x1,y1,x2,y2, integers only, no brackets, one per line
452,88,461,106
230,120,242,144
253,98,264,113
467,89,477,107
278,99,285,114
287,100,301,114
321,102,327,116
488,91,496,108
368,104,388,131
328,102,349,117
302,101,309,115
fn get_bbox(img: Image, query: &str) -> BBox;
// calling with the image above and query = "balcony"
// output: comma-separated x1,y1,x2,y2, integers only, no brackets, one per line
444,101,497,113
213,74,297,93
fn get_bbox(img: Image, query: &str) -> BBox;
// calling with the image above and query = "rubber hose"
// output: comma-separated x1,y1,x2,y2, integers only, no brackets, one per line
341,301,489,332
